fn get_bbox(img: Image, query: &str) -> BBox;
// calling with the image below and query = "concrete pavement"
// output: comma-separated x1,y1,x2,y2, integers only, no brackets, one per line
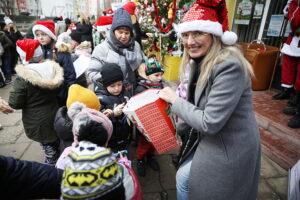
0,81,288,200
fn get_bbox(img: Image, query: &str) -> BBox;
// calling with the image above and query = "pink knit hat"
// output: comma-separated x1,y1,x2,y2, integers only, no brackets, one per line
68,102,113,147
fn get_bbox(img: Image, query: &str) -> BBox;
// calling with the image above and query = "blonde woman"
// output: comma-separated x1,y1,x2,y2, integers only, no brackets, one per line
159,1,260,200
75,13,93,49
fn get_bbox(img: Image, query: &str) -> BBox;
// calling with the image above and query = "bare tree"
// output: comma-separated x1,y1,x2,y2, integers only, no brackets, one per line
0,0,16,18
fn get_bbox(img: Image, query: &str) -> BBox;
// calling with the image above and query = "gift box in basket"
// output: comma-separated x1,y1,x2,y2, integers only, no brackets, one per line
123,89,178,154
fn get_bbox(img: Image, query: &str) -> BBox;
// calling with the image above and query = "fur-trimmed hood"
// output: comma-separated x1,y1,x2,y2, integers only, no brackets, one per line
15,60,64,89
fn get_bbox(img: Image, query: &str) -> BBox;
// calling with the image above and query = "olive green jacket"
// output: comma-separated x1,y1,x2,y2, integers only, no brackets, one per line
9,61,64,143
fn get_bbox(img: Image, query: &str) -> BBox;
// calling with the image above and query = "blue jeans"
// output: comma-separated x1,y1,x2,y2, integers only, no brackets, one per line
176,153,194,200
1,57,12,79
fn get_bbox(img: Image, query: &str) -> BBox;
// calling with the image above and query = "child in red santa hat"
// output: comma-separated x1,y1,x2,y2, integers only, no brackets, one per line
9,39,64,164
94,15,113,46
33,20,76,106
272,0,300,128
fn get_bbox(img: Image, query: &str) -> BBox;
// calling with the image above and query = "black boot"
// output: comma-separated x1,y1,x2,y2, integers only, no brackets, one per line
287,91,300,107
272,87,293,100
288,113,300,128
137,159,146,177
283,107,297,115
147,155,160,171
288,100,300,128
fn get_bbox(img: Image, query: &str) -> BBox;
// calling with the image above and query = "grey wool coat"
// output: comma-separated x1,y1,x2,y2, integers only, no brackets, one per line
171,56,261,200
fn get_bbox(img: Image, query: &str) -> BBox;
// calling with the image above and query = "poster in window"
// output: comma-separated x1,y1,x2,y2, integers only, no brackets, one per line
234,0,253,25
253,4,263,19
267,15,284,37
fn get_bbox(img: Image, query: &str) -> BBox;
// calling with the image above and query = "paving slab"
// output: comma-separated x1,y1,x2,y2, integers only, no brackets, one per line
158,155,177,190
21,141,44,162
0,112,22,126
266,177,288,200
143,192,161,200
15,131,32,143
0,124,23,144
0,142,30,158
257,179,281,200
132,154,176,193
260,154,288,178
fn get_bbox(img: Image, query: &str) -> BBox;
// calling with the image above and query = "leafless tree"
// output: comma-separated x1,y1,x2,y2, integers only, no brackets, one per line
0,0,16,18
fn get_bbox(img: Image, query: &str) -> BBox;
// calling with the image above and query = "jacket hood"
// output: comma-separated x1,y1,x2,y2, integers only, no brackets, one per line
15,60,64,89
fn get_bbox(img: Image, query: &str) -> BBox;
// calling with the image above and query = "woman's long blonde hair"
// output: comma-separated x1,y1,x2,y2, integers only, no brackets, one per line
180,35,254,88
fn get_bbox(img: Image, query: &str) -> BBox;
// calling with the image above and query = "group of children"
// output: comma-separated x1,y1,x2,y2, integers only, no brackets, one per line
5,15,167,198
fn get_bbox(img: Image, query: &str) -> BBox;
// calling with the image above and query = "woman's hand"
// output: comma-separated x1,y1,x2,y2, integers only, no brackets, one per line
159,87,179,104
0,99,14,114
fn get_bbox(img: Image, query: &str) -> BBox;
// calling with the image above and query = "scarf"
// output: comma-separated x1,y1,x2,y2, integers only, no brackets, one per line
107,31,138,72
138,79,164,89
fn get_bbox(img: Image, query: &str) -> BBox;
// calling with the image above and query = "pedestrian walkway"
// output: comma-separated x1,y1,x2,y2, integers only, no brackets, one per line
0,82,288,200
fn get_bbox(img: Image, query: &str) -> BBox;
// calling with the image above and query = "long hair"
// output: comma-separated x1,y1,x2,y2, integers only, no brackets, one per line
78,13,89,25
180,35,254,88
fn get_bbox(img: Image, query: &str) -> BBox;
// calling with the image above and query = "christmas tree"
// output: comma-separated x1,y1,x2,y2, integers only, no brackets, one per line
136,0,194,57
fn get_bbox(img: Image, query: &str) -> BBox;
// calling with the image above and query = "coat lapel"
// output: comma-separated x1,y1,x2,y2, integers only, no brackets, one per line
194,76,204,106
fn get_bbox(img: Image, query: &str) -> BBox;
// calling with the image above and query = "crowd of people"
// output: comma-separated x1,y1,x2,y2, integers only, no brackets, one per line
5,0,300,199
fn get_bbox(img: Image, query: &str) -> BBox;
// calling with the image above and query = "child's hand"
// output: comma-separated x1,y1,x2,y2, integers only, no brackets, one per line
0,99,14,114
113,103,125,117
103,109,113,117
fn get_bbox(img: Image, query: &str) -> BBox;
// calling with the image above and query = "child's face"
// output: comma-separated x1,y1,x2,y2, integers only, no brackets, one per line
147,72,164,83
106,81,123,96
71,40,79,50
35,30,52,46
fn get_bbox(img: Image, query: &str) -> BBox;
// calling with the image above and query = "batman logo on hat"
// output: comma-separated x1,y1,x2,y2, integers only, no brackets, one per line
100,162,119,180
67,171,97,187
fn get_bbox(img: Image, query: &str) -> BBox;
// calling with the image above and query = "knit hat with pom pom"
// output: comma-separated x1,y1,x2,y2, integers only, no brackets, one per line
67,102,113,147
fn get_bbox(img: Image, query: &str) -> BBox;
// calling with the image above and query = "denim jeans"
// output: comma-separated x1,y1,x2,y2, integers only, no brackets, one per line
176,153,194,200
1,57,12,79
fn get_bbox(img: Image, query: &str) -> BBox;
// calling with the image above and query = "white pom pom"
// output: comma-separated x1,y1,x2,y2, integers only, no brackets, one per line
221,31,238,45
67,102,86,120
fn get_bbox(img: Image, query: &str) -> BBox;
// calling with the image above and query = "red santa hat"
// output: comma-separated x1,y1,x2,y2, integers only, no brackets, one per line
16,39,43,64
32,21,57,40
123,2,136,15
178,0,237,45
95,16,113,32
106,8,114,16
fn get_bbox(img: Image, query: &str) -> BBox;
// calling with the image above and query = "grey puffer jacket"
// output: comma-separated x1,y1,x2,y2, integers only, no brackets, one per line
87,36,145,92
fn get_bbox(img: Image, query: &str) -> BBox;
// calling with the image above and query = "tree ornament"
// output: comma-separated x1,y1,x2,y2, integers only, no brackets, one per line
168,3,174,19
153,0,177,33
169,31,177,41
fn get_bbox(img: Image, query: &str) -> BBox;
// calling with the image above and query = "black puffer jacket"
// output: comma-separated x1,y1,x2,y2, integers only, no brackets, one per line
95,82,132,152
0,155,63,199
54,106,73,152
42,45,76,106
0,31,13,57
76,23,94,49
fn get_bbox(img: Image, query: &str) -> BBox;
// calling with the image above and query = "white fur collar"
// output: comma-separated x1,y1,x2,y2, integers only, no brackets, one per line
15,60,64,89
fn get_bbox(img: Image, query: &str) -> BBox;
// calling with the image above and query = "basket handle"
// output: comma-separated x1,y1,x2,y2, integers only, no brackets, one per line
247,40,266,51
